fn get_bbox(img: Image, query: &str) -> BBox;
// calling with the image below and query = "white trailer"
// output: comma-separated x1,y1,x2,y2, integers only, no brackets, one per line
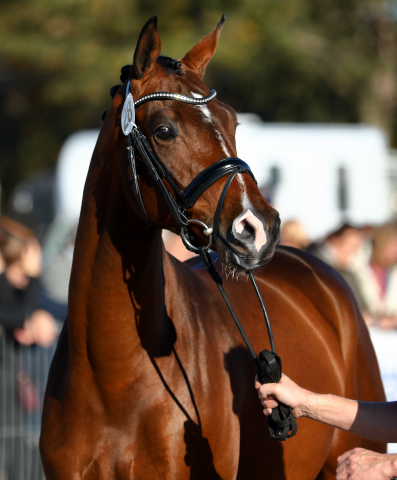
236,116,391,240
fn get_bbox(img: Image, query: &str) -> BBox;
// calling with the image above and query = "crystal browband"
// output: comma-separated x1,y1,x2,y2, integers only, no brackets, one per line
134,89,217,108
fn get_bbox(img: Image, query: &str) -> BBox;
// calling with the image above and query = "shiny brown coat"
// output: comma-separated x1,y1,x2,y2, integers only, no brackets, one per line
40,16,386,480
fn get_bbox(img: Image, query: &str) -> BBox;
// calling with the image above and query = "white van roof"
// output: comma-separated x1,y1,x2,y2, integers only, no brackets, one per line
236,118,390,239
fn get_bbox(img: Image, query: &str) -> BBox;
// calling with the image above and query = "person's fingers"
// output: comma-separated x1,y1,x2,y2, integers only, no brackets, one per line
335,457,352,480
337,448,362,466
257,389,277,403
13,328,34,345
254,375,262,388
35,328,57,347
335,468,348,480
34,317,57,347
258,383,278,398
260,398,278,408
337,450,352,466
24,310,58,347
336,448,366,479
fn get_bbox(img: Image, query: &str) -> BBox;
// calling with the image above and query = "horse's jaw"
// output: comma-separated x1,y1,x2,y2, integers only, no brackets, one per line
216,242,277,278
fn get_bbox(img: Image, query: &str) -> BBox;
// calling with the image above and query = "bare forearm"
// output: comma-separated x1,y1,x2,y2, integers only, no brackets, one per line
256,375,397,443
257,376,397,478
304,394,397,443
303,392,358,430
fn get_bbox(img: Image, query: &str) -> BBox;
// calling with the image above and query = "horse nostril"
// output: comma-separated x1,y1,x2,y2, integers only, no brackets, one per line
239,220,255,241
233,209,268,253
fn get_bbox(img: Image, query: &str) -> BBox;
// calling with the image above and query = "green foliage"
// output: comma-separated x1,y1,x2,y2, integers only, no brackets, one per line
1,0,397,202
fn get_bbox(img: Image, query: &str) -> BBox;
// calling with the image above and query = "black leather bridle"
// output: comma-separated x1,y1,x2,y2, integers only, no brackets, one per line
123,81,297,441
124,82,256,252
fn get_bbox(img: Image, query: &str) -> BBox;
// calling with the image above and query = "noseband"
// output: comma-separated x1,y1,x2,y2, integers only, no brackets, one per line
121,81,297,441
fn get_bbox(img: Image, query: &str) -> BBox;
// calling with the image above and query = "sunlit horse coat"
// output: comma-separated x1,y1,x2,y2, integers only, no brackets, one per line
40,15,385,480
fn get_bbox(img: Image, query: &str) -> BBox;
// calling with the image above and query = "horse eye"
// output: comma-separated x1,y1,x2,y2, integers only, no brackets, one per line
155,126,173,140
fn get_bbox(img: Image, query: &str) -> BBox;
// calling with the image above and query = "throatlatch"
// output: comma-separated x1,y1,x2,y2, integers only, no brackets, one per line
120,72,297,441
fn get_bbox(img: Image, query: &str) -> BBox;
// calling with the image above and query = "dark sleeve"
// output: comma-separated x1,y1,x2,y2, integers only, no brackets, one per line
0,304,26,330
0,274,38,331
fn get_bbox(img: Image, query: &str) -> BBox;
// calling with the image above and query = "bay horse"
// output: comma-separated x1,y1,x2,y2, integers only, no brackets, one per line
40,15,386,480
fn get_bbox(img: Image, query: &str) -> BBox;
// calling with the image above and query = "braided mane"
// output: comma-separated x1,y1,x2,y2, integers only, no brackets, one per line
102,56,182,120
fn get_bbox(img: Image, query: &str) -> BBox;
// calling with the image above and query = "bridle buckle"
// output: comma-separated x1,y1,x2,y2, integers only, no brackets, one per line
180,219,213,252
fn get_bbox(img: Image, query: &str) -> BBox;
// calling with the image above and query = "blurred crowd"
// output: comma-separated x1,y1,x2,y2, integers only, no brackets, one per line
164,217,397,331
280,219,397,330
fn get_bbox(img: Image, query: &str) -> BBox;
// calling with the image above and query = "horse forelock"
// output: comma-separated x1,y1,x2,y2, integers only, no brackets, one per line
156,55,183,76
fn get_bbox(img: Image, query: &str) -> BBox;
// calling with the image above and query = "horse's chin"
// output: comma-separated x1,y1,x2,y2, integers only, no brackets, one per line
217,244,276,278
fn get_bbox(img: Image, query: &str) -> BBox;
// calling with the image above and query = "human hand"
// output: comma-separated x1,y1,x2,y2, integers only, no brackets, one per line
14,309,58,347
20,237,42,278
336,448,397,479
255,373,311,418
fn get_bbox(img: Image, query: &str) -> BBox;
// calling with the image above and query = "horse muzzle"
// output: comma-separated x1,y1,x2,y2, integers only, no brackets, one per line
218,208,281,272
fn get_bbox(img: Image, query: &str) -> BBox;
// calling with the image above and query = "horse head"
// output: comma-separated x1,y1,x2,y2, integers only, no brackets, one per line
107,15,280,274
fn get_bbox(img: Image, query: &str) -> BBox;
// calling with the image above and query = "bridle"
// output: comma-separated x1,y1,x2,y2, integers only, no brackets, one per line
123,81,256,252
121,80,297,441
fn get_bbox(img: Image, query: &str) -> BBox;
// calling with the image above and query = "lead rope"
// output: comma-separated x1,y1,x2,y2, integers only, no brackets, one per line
197,246,297,441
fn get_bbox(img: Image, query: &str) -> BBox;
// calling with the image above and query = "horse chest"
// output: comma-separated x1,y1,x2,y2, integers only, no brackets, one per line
45,395,238,480
44,354,239,480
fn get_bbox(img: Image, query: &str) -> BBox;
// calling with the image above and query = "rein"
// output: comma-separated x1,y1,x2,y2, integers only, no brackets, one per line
122,81,297,441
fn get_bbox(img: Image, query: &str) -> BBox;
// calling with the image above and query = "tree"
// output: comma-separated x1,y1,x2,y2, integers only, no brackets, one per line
1,0,396,204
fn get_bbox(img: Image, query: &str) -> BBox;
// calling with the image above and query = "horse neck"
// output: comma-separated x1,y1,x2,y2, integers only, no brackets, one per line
67,133,169,384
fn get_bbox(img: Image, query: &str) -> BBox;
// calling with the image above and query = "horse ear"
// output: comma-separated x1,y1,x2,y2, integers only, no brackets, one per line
180,14,226,79
130,16,161,81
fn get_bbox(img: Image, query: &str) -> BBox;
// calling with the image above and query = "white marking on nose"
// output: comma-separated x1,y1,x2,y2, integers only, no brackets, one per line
235,209,267,252
191,91,231,157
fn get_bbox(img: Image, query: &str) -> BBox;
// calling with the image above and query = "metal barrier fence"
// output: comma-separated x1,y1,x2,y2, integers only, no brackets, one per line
0,330,57,480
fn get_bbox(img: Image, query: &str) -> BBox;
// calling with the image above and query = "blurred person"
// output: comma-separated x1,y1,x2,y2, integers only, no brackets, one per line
0,214,57,346
353,221,397,329
307,224,369,312
279,219,311,250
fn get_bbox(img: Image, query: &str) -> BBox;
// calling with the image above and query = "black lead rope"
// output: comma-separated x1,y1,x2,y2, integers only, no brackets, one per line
197,246,297,441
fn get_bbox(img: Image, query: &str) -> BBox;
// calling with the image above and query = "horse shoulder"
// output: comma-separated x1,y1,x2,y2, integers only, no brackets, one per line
257,246,384,399
265,245,365,338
